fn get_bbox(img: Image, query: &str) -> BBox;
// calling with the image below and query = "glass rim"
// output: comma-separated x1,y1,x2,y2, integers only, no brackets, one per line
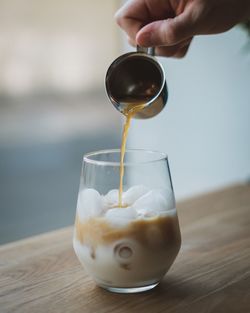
83,149,168,167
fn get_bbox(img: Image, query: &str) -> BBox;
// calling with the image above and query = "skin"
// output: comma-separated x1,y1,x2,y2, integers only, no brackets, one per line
115,0,250,58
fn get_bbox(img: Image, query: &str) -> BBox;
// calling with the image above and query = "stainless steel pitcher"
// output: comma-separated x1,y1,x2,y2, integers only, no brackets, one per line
105,46,168,119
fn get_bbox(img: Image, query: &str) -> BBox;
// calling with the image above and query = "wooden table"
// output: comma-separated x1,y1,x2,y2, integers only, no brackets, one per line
1,184,250,313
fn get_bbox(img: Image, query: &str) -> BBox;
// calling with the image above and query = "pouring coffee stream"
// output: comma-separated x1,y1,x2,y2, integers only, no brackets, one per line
105,46,168,207
118,102,146,207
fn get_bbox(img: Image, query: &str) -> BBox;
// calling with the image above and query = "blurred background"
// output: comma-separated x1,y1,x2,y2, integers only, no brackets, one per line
0,0,250,244
0,0,122,244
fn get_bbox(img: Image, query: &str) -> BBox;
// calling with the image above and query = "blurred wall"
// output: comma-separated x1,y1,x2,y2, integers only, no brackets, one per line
0,0,120,95
0,0,122,244
126,27,250,199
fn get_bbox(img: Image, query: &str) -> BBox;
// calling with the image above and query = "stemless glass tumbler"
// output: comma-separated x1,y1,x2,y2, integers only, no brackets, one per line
73,149,181,293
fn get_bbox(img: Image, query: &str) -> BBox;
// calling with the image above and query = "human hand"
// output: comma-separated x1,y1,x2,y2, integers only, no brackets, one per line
115,0,250,58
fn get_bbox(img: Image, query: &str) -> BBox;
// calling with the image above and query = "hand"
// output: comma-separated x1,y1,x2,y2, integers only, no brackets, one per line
115,0,250,58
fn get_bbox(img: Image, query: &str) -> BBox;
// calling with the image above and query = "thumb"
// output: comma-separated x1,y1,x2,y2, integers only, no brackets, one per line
136,11,198,47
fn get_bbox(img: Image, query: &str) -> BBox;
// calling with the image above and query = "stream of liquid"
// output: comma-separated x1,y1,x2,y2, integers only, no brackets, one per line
118,101,146,207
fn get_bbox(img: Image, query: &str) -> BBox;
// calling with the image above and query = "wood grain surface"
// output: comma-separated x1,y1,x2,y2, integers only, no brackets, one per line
0,184,250,313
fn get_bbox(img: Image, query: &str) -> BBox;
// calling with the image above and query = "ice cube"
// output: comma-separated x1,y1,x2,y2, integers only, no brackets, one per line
123,185,150,205
77,188,103,221
133,189,171,218
103,189,119,207
105,206,137,227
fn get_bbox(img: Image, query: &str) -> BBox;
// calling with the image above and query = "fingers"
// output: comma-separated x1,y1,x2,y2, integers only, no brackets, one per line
127,36,193,58
117,0,197,58
136,6,199,47
156,38,192,58
115,0,149,40
157,42,191,58
128,36,136,48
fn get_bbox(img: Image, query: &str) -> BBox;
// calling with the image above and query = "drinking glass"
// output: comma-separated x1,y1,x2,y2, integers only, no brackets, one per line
73,149,181,293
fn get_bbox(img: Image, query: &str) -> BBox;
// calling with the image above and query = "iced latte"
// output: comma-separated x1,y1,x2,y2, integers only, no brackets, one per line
73,185,181,290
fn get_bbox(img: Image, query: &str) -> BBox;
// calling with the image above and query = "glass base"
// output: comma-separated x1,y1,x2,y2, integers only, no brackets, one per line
99,282,159,294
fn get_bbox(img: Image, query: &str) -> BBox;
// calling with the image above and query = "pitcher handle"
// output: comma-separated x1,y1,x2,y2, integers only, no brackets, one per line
137,45,155,56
